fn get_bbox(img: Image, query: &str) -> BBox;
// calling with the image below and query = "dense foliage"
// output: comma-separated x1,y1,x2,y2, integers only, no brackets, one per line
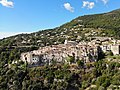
0,9,120,90
0,46,120,90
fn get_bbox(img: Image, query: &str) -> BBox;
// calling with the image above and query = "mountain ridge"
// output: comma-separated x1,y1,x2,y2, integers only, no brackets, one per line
0,8,120,47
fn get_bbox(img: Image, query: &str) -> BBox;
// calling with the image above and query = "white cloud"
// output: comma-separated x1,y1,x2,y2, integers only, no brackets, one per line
0,0,14,8
82,1,95,9
64,3,74,12
101,0,109,4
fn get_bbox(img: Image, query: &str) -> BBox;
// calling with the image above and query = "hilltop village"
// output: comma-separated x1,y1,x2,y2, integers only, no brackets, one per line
21,37,120,66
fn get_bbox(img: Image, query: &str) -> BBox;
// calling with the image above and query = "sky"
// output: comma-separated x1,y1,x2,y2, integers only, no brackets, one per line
0,0,120,39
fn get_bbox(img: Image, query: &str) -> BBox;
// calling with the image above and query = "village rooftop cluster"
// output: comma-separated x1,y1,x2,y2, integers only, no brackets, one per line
21,37,120,66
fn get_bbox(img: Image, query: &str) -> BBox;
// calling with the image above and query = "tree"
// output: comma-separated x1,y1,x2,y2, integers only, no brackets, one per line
82,81,90,89
32,82,44,90
66,55,75,64
77,60,84,68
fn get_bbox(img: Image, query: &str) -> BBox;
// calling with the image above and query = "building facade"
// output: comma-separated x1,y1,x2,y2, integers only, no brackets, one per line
21,40,99,66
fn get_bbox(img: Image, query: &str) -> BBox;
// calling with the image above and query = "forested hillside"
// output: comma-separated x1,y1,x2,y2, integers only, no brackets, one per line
0,9,120,47
0,9,120,90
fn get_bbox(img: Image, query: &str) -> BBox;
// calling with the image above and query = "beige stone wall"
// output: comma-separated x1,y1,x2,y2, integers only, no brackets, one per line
111,45,120,55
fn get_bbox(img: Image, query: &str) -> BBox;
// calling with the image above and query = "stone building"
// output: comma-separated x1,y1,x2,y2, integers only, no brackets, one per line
100,45,111,53
100,44,120,55
21,52,44,66
111,45,120,55
21,40,99,66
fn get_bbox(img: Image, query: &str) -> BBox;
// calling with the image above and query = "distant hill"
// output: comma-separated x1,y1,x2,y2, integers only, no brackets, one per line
0,8,120,47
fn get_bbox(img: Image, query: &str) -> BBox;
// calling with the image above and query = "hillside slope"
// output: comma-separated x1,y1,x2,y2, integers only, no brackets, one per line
0,9,120,90
0,9,120,47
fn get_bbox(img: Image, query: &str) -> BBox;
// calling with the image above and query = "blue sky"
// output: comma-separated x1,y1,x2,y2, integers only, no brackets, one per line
0,0,120,39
